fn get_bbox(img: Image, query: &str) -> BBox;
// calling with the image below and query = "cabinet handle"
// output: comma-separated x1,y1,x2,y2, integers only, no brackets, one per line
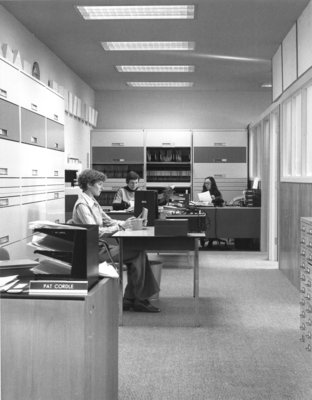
214,174,226,178
0,198,9,207
111,142,124,146
0,88,7,98
53,114,59,121
0,235,9,245
31,136,38,144
113,158,125,162
32,169,38,176
0,128,8,137
31,103,38,112
54,170,59,177
54,143,59,149
161,142,172,146
214,142,226,146
0,168,8,175
54,192,59,199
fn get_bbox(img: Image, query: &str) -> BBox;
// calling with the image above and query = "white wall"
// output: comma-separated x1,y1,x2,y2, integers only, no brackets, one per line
95,90,271,130
0,5,95,168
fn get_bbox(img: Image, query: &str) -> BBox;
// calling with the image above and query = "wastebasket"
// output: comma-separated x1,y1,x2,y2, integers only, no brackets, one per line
149,260,163,301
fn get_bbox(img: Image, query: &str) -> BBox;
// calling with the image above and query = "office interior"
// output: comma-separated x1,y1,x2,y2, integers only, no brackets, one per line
1,1,312,399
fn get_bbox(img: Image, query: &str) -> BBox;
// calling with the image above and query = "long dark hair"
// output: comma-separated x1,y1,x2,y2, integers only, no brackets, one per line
202,176,219,193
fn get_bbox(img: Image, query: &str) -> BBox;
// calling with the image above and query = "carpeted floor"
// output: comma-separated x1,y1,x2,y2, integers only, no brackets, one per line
119,251,312,400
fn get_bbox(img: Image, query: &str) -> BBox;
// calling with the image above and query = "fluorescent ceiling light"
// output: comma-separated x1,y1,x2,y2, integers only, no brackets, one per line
77,5,195,20
127,82,194,87
116,65,195,73
102,41,195,51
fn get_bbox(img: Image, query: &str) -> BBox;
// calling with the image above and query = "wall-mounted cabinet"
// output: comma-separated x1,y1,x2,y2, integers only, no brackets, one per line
0,58,20,104
21,108,46,147
192,130,247,202
91,130,145,207
0,99,20,142
0,57,65,258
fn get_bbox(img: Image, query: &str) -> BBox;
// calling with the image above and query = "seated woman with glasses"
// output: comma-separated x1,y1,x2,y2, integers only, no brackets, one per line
72,169,160,313
202,176,224,207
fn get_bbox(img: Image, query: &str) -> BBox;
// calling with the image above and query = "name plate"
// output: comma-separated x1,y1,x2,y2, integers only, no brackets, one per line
29,280,88,296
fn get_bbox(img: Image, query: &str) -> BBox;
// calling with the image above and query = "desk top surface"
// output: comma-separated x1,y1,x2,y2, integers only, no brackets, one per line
113,226,205,238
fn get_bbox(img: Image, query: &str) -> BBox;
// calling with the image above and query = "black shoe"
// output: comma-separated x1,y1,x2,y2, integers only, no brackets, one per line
123,298,135,311
133,299,160,313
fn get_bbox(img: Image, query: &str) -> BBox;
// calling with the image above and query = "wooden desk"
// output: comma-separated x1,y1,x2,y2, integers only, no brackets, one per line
0,278,118,400
113,227,205,327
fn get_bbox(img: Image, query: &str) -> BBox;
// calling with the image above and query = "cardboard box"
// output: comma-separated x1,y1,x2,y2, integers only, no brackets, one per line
154,219,188,236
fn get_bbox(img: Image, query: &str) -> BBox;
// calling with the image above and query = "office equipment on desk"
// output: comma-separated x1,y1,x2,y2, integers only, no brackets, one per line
134,190,158,226
29,222,99,289
154,218,188,236
197,191,212,203
244,189,261,207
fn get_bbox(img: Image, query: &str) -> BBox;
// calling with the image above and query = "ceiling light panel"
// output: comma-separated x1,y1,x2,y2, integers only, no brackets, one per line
102,41,195,51
116,65,195,73
127,82,194,87
77,5,195,20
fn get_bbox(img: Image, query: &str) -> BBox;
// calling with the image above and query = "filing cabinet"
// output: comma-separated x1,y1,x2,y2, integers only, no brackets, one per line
0,57,65,258
299,217,312,352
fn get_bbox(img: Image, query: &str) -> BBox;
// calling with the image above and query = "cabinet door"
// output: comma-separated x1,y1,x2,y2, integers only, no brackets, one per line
91,130,144,147
47,119,64,151
0,99,20,141
0,203,22,245
19,72,46,116
193,130,247,147
145,130,191,146
20,199,47,239
46,195,65,224
0,139,21,178
194,147,246,163
193,163,247,178
45,89,65,124
46,148,65,178
0,58,20,105
20,144,47,178
92,147,144,163
21,108,46,147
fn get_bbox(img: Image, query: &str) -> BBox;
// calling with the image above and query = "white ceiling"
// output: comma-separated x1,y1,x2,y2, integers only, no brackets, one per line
1,0,310,92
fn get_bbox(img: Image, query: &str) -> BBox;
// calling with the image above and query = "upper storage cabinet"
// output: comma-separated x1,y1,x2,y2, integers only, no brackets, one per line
145,130,191,147
0,99,20,142
47,119,64,151
0,58,20,105
19,72,47,116
91,129,144,147
21,108,46,147
193,130,247,147
45,89,65,124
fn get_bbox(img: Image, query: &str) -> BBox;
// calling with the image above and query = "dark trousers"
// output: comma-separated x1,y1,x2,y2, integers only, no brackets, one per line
99,242,159,300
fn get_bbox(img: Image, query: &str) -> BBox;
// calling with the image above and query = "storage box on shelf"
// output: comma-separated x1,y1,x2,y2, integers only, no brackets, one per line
192,130,247,203
299,217,312,353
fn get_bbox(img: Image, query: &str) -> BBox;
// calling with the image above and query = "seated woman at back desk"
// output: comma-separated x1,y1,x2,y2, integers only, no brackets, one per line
202,176,224,207
72,169,160,313
112,170,141,210
202,176,224,248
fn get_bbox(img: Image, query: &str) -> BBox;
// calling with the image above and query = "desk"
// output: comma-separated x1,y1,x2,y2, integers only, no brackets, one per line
0,278,118,400
195,206,261,243
113,227,205,327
